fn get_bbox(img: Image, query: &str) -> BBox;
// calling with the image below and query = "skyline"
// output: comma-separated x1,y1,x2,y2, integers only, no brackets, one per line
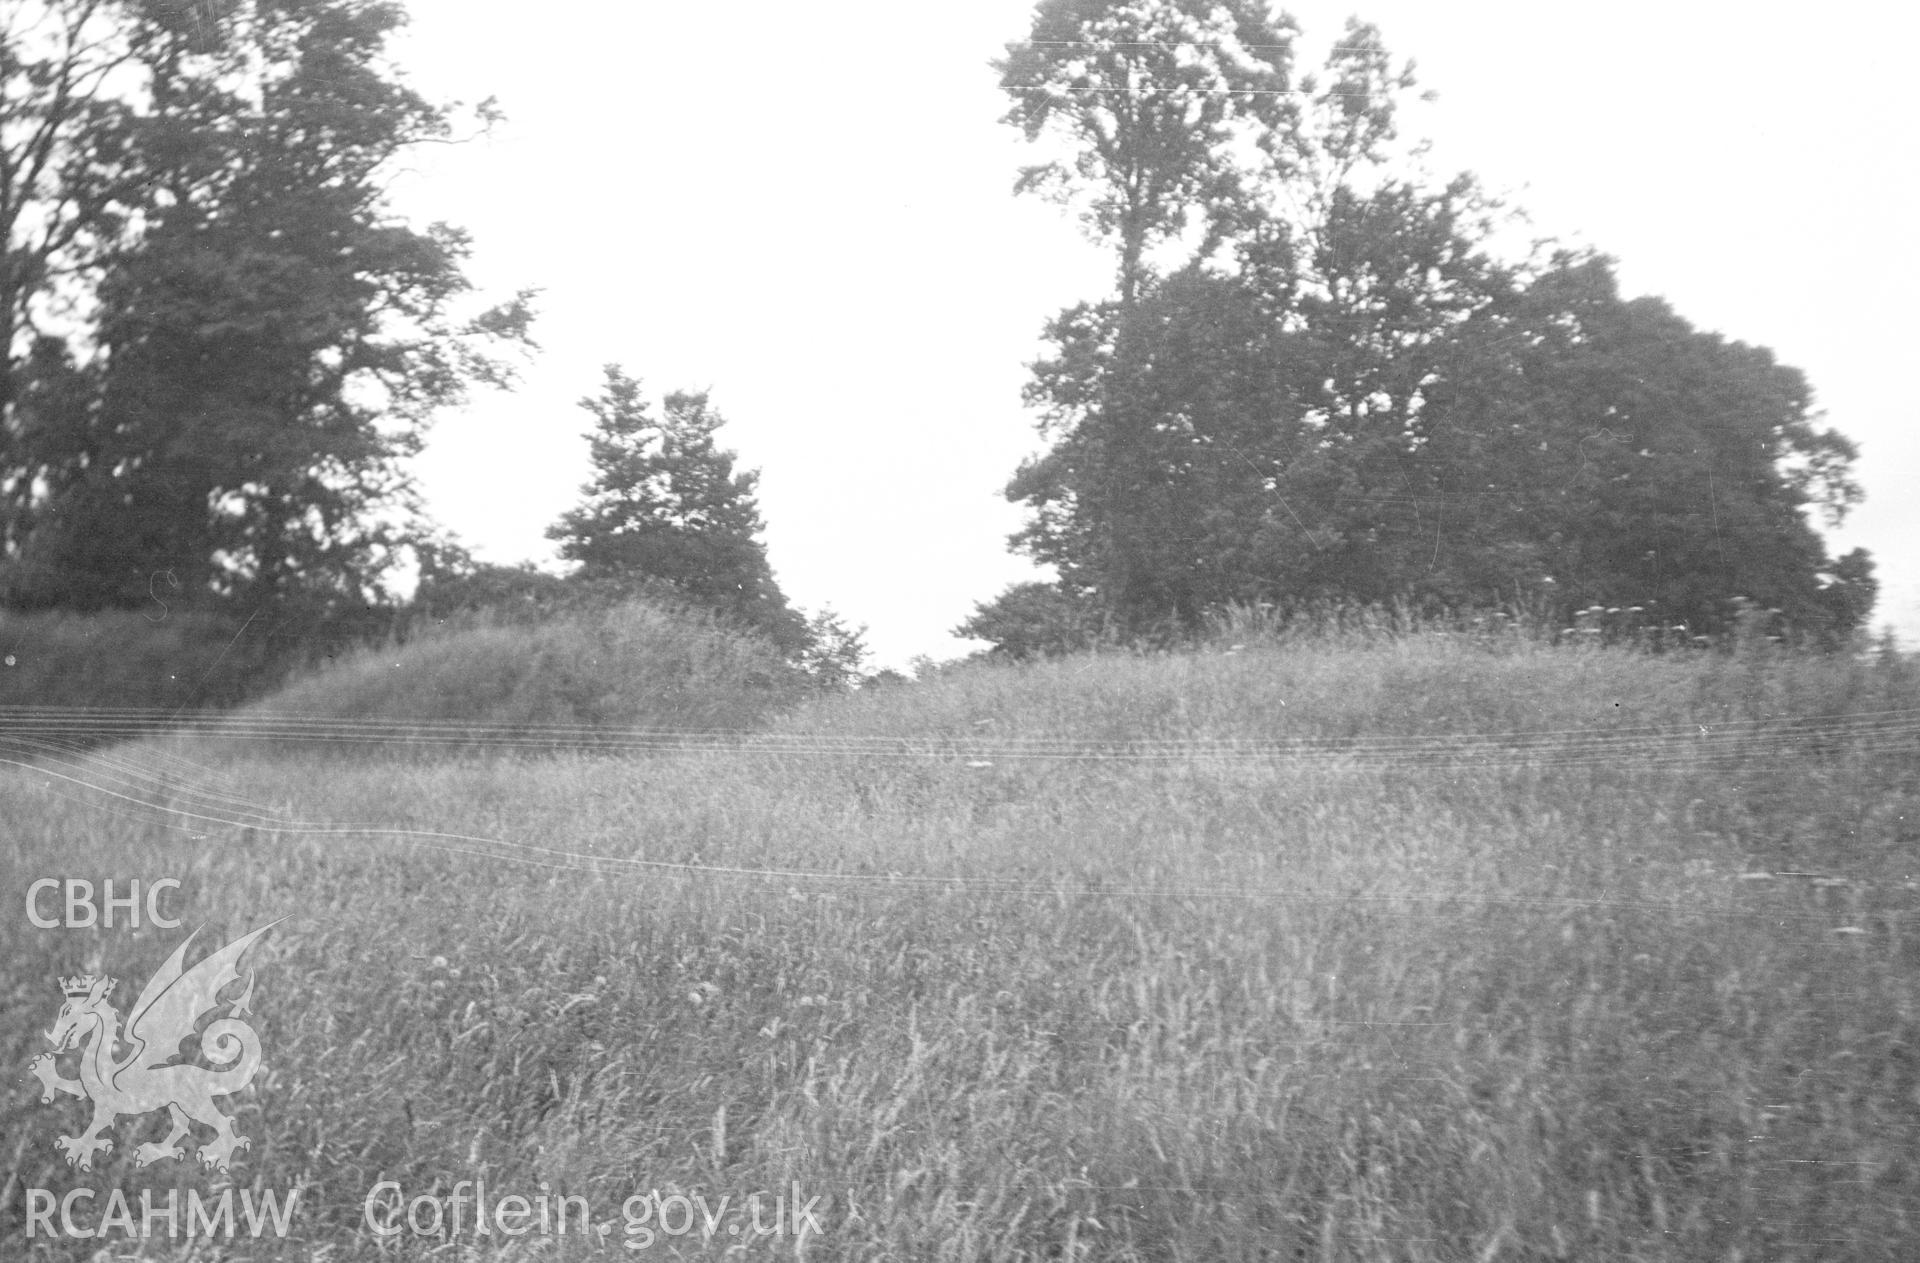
392,2,1917,666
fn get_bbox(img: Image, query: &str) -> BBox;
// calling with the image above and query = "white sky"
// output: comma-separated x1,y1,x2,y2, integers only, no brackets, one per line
392,1,1918,668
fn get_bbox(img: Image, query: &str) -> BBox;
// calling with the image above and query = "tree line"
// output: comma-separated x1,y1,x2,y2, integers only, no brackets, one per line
0,0,863,689
0,0,1880,688
960,0,1874,655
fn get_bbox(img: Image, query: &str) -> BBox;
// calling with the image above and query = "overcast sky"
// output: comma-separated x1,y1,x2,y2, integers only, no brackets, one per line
390,1,1918,667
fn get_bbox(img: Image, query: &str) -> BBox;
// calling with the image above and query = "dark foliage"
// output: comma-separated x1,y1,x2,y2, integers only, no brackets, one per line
548,365,809,653
0,0,533,618
989,2,1873,651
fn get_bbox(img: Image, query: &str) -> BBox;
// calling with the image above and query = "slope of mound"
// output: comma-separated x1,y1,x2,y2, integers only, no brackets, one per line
786,632,1872,750
217,599,801,753
768,633,1916,852
13,629,1916,1257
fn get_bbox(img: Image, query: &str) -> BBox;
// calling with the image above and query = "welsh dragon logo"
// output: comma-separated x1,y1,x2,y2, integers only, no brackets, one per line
29,922,279,1174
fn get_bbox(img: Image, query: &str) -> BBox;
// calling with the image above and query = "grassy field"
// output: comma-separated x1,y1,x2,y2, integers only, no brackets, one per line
3,619,1918,1260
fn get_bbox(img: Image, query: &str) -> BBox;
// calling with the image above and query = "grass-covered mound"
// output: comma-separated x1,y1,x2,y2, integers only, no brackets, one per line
215,598,805,754
5,630,1918,1259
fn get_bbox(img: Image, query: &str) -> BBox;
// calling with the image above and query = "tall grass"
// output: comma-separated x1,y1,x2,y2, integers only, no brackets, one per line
3,629,1916,1259
200,598,806,755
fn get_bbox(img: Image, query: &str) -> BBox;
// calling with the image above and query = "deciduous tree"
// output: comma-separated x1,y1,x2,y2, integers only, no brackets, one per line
996,0,1296,306
985,5,1873,648
1417,253,1874,640
0,0,534,614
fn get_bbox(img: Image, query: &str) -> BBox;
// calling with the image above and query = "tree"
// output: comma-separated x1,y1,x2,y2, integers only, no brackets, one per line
0,0,534,615
410,558,573,627
986,6,1874,648
996,0,1296,306
954,580,1097,659
793,606,870,689
1005,269,1302,628
999,7,1517,634
1416,252,1873,640
548,365,806,651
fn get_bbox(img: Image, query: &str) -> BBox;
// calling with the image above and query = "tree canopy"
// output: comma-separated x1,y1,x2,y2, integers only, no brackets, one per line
0,0,534,617
969,1,1872,652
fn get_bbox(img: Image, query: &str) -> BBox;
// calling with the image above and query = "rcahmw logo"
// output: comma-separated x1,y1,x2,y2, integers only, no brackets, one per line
26,1186,298,1242
26,922,282,1176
